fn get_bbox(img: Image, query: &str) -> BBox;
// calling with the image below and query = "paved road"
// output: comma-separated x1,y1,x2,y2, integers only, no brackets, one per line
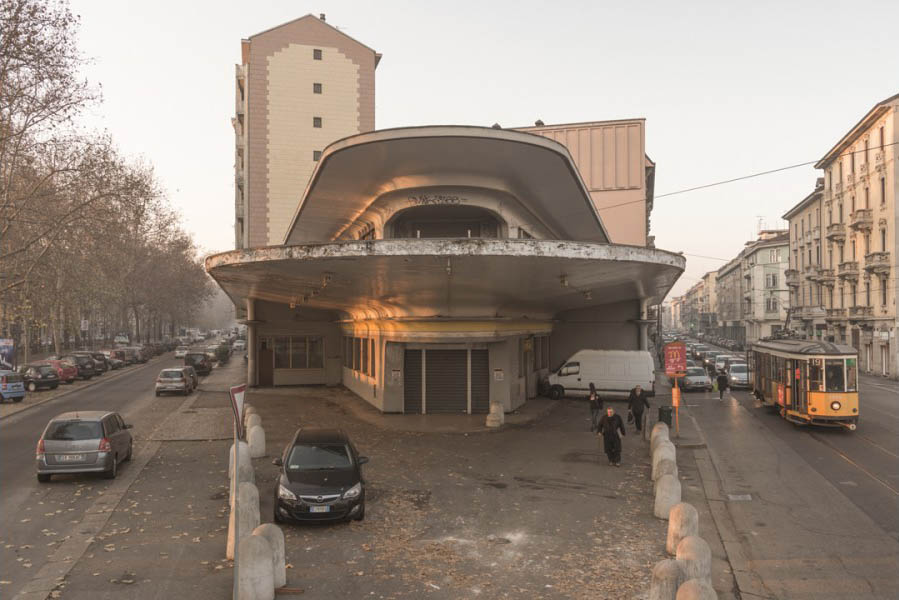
0,355,182,599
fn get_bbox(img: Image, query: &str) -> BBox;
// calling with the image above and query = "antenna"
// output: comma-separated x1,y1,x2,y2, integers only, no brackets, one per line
755,216,765,234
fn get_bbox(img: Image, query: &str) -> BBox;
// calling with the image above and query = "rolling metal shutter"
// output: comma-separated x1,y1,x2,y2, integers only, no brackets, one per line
404,350,422,414
425,349,468,413
470,350,489,413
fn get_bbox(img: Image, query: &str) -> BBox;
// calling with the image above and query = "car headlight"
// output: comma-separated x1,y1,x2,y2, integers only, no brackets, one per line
343,482,362,500
830,401,841,411
278,484,296,500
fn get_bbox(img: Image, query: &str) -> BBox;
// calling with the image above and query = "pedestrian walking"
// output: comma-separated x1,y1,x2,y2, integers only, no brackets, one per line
627,384,650,431
716,371,729,401
588,382,603,432
597,406,626,466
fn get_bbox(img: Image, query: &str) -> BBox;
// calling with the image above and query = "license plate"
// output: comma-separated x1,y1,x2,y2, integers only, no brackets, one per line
58,454,84,462
309,505,330,513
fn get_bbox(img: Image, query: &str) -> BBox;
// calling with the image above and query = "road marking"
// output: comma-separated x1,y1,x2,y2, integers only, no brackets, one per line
809,432,899,496
839,481,858,486
854,433,899,459
727,493,752,501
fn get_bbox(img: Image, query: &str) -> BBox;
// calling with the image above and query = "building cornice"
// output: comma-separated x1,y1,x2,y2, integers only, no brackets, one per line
815,93,899,169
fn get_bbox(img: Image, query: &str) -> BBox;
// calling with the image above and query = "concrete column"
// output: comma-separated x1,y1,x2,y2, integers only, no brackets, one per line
246,298,257,387
639,297,651,350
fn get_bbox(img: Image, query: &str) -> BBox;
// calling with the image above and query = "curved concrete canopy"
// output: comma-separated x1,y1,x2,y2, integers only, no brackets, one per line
284,126,611,245
207,239,684,321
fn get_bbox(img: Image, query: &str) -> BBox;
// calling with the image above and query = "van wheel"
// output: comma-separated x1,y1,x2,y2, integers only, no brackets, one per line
549,386,564,400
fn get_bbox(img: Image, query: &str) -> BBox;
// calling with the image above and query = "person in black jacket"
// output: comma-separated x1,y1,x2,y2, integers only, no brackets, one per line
627,384,650,431
588,382,603,432
597,407,626,466
716,371,729,401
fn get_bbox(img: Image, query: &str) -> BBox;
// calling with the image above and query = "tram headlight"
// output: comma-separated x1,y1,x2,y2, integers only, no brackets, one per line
830,400,841,411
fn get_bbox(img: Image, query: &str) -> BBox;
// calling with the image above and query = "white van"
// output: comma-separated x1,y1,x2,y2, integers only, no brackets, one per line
546,350,655,400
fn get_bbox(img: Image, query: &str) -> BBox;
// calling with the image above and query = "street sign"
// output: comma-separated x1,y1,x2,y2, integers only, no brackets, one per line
80,319,89,332
0,339,14,370
664,341,687,377
229,383,247,439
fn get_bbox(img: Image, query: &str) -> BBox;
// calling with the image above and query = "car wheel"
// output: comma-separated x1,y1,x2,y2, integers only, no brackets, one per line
549,386,564,400
124,441,133,462
37,473,51,483
353,503,365,521
273,508,283,524
155,391,160,397
27,382,37,392
51,384,58,389
104,456,118,479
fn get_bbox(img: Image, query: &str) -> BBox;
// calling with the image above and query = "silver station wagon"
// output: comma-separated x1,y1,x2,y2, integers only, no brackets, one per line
35,411,133,482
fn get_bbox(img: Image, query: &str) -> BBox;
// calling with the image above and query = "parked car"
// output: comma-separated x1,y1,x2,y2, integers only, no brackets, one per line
73,351,107,374
35,411,133,481
42,359,78,384
726,363,750,389
59,354,96,380
546,350,656,400
273,428,368,523
682,367,713,392
0,370,26,402
233,340,246,352
155,368,191,396
107,356,125,370
19,363,60,391
118,347,138,365
722,356,746,372
174,345,189,359
184,352,213,376
713,355,731,373
182,365,198,391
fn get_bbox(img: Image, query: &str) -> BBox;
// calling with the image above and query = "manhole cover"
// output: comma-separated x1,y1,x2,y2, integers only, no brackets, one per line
727,493,752,501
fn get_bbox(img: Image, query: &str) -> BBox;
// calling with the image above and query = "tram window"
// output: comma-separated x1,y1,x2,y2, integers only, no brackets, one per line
825,359,845,392
808,359,823,392
846,359,857,392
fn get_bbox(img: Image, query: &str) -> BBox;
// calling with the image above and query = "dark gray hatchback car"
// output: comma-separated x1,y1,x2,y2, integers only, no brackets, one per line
36,411,133,482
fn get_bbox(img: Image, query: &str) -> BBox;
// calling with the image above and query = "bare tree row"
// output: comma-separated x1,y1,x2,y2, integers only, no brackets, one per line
0,0,212,362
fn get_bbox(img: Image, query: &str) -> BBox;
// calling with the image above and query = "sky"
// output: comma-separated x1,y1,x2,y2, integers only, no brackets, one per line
69,0,899,297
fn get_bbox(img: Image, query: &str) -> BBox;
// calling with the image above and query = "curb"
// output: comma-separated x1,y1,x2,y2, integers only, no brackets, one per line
0,354,170,421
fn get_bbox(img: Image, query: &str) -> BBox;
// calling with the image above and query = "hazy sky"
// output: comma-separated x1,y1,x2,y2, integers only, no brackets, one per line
70,0,899,297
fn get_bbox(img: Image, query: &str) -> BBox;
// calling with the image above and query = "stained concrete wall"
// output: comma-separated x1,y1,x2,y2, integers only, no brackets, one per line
550,300,640,370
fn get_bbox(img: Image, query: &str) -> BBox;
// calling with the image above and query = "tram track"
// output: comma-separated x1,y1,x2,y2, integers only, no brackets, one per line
807,430,899,496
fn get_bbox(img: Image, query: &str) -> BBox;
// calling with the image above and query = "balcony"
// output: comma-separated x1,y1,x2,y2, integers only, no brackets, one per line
812,268,835,285
835,182,843,194
812,226,821,239
803,264,817,279
798,306,826,321
848,306,873,322
825,223,846,242
825,308,847,322
849,208,873,231
235,172,244,189
785,269,800,287
864,251,891,275
838,261,859,281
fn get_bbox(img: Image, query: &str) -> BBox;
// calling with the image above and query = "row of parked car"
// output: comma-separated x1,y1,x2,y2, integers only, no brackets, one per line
693,332,744,352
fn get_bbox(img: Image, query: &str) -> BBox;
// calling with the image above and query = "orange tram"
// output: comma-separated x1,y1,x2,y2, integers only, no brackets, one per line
750,339,859,431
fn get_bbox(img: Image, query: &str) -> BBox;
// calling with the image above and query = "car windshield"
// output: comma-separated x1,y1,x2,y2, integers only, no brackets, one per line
177,346,188,351
730,365,747,373
687,368,705,376
287,444,352,470
37,366,56,375
45,421,102,441
160,370,183,379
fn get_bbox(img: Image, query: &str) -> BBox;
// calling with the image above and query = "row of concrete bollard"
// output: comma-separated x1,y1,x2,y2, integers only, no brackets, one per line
227,404,286,600
648,422,717,600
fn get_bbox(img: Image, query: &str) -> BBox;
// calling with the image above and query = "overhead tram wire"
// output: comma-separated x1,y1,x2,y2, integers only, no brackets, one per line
597,140,899,212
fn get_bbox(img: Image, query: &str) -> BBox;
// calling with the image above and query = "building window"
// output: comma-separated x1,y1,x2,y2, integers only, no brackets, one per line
313,150,322,161
370,339,376,379
765,273,778,288
313,116,322,128
882,228,887,252
881,177,887,205
851,239,856,261
864,139,869,164
313,82,322,94
864,234,870,255
881,126,885,149
838,203,843,222
850,284,857,307
765,297,778,313
850,196,856,213
850,150,855,173
882,277,888,306
865,282,871,307
839,287,844,309
313,48,322,60
864,187,869,209
276,336,323,369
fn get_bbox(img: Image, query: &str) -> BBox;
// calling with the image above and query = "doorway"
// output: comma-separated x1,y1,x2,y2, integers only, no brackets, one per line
258,338,274,386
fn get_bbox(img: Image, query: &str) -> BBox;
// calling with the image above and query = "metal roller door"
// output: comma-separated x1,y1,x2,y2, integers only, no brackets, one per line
470,350,489,413
404,350,422,414
425,350,468,413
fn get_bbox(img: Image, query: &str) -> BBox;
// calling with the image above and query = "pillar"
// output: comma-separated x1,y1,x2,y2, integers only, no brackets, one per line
246,298,257,387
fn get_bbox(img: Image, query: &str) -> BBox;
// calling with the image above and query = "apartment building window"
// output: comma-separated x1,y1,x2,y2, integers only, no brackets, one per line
765,273,778,288
851,239,856,260
794,224,798,239
838,203,843,222
801,219,805,235
850,196,855,213
828,287,833,309
864,139,869,164
274,336,324,369
769,249,776,262
313,48,322,60
864,233,870,255
313,82,322,94
828,169,832,190
313,150,322,161
839,286,844,309
808,248,812,264
881,126,886,149
865,282,871,306
864,188,869,209
850,150,855,173
793,250,798,268
850,284,857,307
882,228,887,252
882,277,888,306
765,297,778,313
881,177,887,206
839,244,844,263
815,245,820,263
313,116,322,128
828,209,832,225
828,247,833,268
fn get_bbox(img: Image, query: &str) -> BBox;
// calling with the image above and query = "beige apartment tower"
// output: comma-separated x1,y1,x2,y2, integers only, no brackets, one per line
234,14,380,249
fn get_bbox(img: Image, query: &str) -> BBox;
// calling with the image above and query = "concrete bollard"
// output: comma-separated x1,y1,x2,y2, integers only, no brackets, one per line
653,457,678,484
248,425,266,458
654,473,682,519
237,533,274,600
253,523,286,589
676,578,717,600
651,423,670,454
676,536,712,583
666,502,699,556
485,401,504,428
649,558,686,600
227,482,261,559
229,441,251,478
246,413,262,430
652,441,676,480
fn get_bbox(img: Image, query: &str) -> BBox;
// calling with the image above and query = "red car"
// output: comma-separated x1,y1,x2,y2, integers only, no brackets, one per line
40,360,78,384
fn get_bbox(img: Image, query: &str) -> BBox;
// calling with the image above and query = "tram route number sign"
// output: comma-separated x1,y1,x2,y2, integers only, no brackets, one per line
664,342,687,378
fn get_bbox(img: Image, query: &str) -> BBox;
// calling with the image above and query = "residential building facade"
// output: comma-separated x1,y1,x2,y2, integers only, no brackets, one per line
814,93,897,378
783,180,828,339
741,231,789,343
716,256,744,343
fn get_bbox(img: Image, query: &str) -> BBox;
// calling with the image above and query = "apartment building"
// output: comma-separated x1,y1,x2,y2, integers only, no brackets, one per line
813,93,897,377
716,256,744,343
233,14,380,249
741,231,789,343
700,271,719,333
783,179,827,339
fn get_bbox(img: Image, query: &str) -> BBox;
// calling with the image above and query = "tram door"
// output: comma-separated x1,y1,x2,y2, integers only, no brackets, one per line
794,360,808,413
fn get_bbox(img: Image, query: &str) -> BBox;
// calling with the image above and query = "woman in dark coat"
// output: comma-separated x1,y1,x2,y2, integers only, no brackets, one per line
588,382,603,432
716,371,729,401
597,406,626,466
